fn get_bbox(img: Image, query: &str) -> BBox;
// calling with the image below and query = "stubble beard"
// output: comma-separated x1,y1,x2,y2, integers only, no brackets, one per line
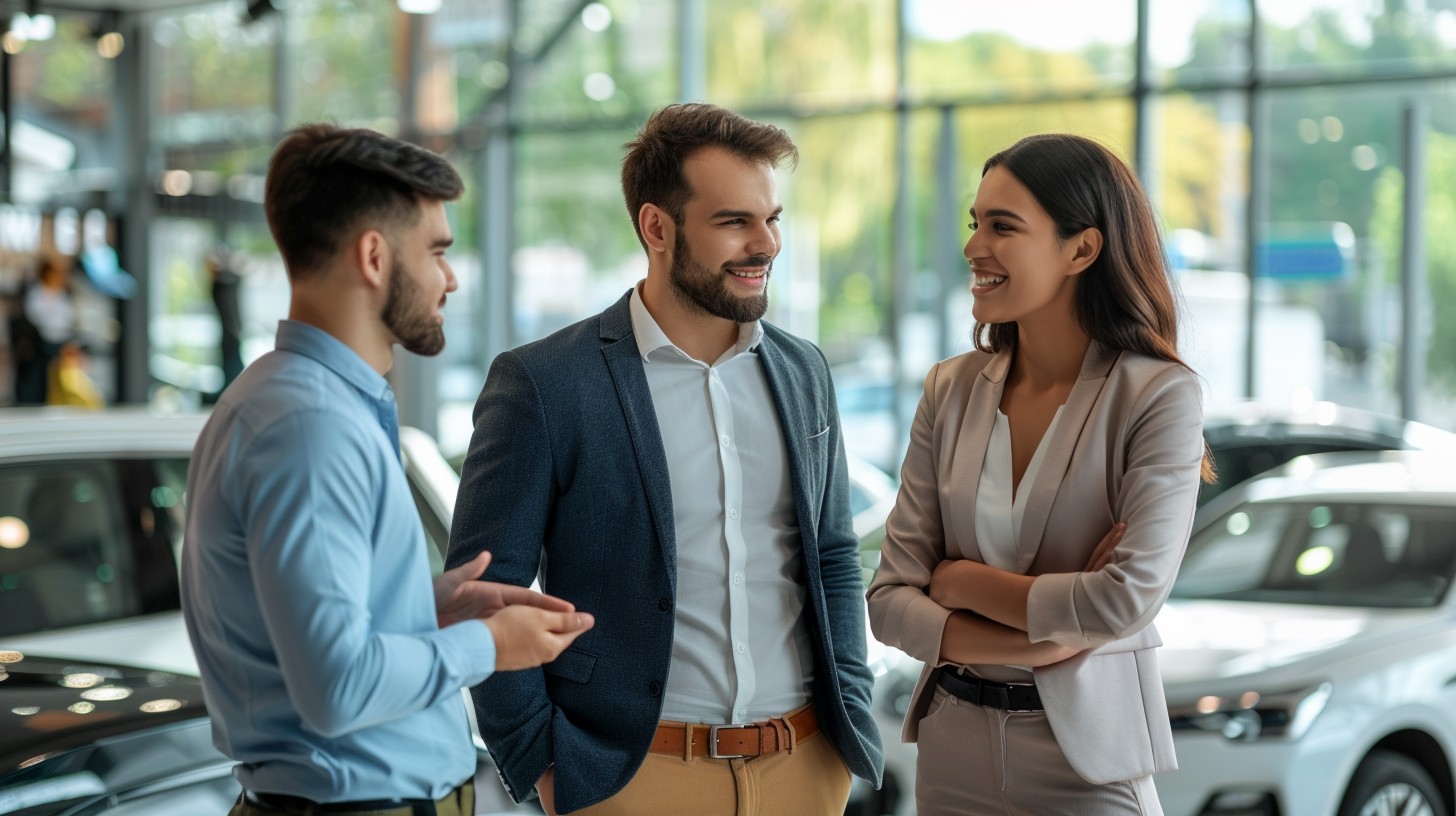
382,258,446,357
668,230,771,324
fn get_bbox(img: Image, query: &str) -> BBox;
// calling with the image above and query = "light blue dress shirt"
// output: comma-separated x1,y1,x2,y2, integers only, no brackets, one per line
180,320,494,802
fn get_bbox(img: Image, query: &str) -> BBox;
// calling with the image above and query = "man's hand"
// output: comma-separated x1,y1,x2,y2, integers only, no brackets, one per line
536,767,557,816
485,606,594,671
434,551,575,628
1084,522,1127,572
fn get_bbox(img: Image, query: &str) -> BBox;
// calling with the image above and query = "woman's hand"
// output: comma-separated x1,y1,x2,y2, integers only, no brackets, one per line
928,559,973,608
1083,522,1127,572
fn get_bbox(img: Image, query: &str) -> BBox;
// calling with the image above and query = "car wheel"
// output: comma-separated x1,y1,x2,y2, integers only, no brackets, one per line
1338,750,1447,816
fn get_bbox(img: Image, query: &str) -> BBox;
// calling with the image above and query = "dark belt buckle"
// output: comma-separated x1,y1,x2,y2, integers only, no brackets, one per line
1004,683,1040,713
709,723,753,759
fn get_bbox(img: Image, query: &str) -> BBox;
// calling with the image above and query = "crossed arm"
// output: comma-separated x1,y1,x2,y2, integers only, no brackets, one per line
930,524,1124,666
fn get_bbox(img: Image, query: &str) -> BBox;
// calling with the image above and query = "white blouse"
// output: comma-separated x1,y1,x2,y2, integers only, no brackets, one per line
970,405,1064,675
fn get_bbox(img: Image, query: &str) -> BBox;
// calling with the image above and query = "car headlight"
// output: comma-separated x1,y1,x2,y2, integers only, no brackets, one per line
1169,682,1332,742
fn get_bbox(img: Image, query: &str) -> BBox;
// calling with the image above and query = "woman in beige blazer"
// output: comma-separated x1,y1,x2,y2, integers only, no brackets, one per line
866,133,1214,816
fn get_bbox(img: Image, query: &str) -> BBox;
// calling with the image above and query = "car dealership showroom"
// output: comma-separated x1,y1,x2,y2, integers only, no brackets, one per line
6,1,1456,815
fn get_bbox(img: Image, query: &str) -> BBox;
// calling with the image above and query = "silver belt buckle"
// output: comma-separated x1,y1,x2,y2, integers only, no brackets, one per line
708,723,753,759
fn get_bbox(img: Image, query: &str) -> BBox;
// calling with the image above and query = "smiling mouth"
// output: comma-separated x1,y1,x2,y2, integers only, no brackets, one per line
974,274,1007,288
728,266,767,280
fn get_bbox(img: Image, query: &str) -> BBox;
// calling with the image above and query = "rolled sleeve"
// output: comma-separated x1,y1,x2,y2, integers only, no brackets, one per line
1026,367,1204,648
867,363,957,666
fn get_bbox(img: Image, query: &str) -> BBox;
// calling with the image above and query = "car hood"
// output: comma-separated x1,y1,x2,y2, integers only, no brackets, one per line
0,653,208,779
1157,599,1447,701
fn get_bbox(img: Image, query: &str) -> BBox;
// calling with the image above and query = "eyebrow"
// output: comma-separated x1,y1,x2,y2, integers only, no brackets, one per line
970,208,1027,223
711,206,784,220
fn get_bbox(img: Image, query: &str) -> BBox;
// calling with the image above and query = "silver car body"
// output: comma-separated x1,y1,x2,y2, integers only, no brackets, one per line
1157,451,1456,816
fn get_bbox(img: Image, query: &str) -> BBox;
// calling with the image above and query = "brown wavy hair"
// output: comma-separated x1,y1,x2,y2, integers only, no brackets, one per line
975,133,1215,483
621,103,798,251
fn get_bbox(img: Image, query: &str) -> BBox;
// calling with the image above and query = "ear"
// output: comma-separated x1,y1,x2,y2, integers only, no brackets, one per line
639,204,674,256
1065,227,1103,277
355,228,391,290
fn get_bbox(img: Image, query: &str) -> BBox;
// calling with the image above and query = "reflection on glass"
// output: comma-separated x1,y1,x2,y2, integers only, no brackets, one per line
61,673,104,689
1295,546,1335,576
68,701,97,714
0,651,22,664
140,699,184,714
0,516,29,549
12,706,40,716
81,685,133,702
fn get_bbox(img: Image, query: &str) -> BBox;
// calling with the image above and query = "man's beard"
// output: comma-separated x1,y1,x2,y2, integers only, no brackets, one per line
668,230,772,324
382,258,446,357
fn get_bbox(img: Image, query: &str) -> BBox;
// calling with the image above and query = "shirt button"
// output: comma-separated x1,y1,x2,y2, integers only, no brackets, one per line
732,573,743,586
648,680,662,698
657,597,670,612
720,434,731,447
728,507,739,520
736,642,746,655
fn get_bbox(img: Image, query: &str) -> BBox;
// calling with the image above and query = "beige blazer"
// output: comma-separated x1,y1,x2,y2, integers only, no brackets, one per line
866,342,1204,785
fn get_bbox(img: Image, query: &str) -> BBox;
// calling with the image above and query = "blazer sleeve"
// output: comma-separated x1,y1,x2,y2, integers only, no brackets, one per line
1026,365,1204,649
814,353,885,782
865,363,956,667
446,350,557,803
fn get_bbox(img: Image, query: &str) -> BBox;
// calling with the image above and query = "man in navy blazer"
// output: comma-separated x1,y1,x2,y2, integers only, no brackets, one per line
448,103,883,815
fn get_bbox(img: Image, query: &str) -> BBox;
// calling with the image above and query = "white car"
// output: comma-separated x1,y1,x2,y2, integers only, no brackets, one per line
1158,450,1456,816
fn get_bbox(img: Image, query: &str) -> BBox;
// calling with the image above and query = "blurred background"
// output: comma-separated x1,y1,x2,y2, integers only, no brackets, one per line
1,0,1454,471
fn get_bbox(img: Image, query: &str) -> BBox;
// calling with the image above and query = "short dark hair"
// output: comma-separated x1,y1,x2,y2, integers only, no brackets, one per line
621,103,798,250
264,124,463,280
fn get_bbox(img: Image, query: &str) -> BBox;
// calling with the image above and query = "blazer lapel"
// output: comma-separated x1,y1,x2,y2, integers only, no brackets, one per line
1014,343,1119,572
945,351,1011,563
599,295,679,592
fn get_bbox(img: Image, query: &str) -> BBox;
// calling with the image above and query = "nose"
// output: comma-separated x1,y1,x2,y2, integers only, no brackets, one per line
747,220,780,259
443,258,459,294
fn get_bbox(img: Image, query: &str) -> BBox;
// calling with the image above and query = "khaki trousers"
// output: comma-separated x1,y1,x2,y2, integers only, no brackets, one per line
915,686,1163,816
571,728,852,816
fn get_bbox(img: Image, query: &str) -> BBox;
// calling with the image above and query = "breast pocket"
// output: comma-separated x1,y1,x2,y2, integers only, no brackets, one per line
543,646,597,684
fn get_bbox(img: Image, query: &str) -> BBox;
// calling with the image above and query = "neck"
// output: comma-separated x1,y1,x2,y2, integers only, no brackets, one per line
640,273,741,364
288,284,394,375
1012,312,1090,390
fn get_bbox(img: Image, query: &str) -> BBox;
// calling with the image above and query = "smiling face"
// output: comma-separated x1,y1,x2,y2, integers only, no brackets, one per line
964,165,1088,329
666,146,782,323
381,198,457,356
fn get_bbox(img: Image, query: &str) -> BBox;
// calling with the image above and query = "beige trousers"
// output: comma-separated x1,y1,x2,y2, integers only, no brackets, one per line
915,686,1164,816
570,728,852,816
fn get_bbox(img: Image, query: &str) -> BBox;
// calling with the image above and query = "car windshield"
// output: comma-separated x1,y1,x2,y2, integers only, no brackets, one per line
1171,501,1456,608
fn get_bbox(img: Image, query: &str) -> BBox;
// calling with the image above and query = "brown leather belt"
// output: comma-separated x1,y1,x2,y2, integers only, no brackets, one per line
650,703,819,760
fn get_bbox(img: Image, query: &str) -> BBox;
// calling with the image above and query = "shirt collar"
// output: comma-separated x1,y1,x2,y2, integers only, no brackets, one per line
628,282,764,363
274,320,394,403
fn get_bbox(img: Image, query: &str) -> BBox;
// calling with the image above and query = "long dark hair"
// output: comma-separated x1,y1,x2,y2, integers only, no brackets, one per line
975,133,1215,482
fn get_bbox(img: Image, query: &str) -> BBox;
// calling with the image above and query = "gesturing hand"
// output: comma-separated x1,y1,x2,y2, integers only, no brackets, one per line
486,606,595,671
434,551,576,628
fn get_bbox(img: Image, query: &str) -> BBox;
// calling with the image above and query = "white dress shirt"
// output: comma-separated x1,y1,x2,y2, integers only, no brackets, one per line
970,406,1064,677
629,284,814,724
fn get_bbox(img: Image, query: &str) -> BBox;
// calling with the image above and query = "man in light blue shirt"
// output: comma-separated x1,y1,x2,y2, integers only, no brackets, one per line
181,123,593,816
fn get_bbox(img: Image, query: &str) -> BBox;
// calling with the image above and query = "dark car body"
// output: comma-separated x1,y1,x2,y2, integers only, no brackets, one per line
0,653,236,816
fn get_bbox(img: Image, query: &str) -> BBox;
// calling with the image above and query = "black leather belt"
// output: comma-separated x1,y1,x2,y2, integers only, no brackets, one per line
241,786,454,815
938,670,1044,712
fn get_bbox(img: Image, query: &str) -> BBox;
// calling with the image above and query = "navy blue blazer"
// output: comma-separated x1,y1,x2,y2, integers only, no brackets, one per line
447,291,884,813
